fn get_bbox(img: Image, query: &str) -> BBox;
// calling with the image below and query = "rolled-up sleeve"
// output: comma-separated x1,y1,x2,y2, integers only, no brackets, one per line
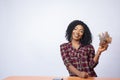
60,44,71,67
88,45,98,68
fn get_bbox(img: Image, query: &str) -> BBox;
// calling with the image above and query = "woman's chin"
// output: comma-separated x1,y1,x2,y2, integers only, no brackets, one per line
73,38,80,41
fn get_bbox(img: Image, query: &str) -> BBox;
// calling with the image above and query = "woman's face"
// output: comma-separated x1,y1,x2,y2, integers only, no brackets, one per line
71,25,84,41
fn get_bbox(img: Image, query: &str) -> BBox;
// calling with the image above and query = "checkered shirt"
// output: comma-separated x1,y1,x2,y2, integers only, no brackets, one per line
60,42,98,77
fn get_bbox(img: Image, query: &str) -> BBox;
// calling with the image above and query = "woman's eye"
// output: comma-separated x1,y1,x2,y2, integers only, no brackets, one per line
74,28,77,30
80,30,84,33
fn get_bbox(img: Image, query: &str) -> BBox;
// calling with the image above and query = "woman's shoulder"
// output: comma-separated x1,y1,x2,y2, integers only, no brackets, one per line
60,42,70,47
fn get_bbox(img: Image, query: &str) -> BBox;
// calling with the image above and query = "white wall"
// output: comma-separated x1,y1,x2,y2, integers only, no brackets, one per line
0,0,120,79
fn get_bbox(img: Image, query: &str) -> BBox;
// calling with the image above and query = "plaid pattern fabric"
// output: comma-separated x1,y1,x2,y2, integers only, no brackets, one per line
60,42,98,77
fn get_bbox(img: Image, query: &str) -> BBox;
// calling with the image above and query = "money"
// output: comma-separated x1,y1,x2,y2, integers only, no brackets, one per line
98,32,112,47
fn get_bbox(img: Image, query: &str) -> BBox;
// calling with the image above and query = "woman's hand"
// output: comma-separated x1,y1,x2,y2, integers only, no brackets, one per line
98,32,111,53
98,44,109,53
78,71,89,78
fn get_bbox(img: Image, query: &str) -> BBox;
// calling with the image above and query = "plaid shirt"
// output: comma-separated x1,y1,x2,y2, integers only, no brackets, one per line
60,42,98,77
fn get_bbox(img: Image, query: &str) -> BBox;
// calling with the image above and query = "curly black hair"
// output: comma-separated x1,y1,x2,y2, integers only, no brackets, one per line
65,20,92,45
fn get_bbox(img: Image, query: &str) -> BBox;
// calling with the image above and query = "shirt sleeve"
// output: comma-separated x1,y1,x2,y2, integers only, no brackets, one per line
88,45,98,68
60,44,71,67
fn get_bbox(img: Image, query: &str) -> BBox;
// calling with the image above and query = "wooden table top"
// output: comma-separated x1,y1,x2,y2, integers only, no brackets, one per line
3,76,120,80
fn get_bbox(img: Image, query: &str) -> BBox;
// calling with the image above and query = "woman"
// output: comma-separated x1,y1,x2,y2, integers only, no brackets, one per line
60,20,108,78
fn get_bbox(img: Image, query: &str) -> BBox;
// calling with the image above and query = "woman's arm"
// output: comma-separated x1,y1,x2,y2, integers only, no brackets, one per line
68,65,89,78
94,31,111,63
94,45,108,63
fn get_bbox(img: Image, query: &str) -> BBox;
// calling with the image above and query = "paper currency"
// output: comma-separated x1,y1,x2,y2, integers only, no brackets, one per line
99,32,112,47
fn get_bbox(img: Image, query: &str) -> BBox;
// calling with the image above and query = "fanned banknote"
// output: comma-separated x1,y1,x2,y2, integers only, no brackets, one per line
99,32,112,47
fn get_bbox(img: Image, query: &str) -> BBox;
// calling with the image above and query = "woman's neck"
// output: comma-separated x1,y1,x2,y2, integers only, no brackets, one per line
71,39,79,44
71,40,80,50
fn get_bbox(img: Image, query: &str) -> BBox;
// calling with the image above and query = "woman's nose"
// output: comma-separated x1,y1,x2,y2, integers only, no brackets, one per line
76,30,80,34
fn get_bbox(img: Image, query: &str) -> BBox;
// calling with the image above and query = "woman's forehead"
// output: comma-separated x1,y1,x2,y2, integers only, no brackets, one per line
75,25,84,30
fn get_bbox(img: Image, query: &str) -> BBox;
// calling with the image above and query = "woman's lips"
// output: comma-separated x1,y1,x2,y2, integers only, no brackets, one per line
74,33,80,38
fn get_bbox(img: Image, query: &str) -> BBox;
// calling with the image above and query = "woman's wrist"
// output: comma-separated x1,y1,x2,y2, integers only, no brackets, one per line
97,50,102,55
78,71,89,78
97,50,102,57
77,71,82,77
97,46,102,54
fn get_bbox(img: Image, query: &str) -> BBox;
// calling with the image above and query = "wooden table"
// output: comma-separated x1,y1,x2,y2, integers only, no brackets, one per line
3,76,120,80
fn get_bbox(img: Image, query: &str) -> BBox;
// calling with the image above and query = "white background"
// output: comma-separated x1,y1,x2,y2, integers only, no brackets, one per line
0,0,120,79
